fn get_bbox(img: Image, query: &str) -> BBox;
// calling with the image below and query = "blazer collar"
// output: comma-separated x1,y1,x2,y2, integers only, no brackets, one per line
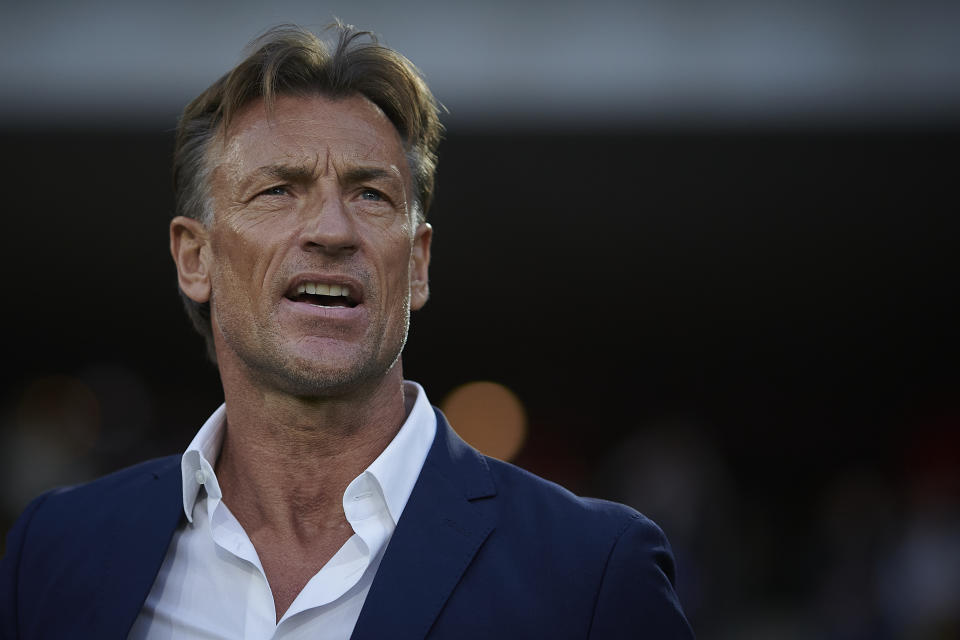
351,408,497,639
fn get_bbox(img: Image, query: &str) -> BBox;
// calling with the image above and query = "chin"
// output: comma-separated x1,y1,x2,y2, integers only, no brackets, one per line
217,324,407,399
272,351,403,400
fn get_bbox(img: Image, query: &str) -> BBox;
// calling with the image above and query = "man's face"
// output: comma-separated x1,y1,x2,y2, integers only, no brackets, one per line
183,94,431,397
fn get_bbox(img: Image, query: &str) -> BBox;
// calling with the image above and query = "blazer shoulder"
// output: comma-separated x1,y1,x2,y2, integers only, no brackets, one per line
53,454,182,496
417,448,693,638
12,455,182,545
427,412,669,554
483,453,648,532
2,455,186,640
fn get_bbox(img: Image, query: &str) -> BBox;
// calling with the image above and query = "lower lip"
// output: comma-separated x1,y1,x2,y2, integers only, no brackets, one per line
279,298,366,322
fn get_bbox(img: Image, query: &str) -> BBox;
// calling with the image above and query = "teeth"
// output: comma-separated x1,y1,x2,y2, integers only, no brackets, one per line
295,282,350,297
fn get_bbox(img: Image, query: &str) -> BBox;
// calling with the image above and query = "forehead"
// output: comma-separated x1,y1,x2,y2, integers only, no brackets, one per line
213,93,409,182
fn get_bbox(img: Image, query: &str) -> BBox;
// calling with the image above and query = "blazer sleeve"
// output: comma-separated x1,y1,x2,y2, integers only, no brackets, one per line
1,492,52,640
588,514,695,639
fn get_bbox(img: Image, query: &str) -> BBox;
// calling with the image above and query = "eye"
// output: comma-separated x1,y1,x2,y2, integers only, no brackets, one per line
359,188,385,202
258,185,289,197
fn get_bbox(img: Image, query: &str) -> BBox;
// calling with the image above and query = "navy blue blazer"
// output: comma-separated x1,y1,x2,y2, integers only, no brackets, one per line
1,410,693,639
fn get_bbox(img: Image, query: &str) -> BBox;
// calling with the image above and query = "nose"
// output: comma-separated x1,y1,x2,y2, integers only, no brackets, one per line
299,194,359,255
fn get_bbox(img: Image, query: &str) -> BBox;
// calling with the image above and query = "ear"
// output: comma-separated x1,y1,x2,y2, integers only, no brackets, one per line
410,222,432,310
170,216,212,303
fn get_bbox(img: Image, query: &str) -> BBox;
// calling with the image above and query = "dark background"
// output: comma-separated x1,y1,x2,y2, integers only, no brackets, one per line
2,1,960,635
2,125,957,636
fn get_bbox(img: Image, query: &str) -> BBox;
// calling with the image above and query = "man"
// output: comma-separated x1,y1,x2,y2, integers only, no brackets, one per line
1,24,693,639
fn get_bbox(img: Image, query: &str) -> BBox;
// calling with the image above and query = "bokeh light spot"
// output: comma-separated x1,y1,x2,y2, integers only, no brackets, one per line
440,381,527,461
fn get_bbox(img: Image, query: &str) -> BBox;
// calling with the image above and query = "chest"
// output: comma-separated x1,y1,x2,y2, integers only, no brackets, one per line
252,528,354,620
130,501,388,638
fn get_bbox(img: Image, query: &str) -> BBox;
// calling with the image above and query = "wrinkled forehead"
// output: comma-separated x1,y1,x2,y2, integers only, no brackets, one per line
211,93,411,186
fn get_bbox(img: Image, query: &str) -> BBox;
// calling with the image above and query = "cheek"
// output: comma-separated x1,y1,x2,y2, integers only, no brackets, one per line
384,240,416,291
210,229,277,302
385,262,415,318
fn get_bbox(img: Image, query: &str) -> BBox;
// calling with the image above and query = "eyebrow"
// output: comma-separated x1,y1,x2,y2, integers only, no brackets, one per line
259,163,318,184
234,163,317,194
243,164,402,189
340,166,403,187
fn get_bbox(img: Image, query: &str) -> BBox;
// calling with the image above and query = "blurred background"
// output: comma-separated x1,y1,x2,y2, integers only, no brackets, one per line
2,1,958,637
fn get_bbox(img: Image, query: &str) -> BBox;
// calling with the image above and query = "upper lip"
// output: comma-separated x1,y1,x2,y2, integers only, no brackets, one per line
284,274,364,304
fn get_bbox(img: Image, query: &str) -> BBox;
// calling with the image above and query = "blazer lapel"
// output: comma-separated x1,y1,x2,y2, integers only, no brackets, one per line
352,410,497,640
93,457,184,638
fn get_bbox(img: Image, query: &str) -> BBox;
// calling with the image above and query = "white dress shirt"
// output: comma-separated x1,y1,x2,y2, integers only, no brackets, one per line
129,381,437,640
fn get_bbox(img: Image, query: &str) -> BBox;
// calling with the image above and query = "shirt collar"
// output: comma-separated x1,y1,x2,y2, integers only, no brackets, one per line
364,380,437,525
181,403,227,523
179,381,437,525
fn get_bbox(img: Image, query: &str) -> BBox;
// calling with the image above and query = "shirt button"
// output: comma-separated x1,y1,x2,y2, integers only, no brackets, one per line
195,469,206,485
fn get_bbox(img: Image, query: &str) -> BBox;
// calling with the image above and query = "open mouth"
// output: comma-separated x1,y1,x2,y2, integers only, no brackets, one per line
286,282,359,308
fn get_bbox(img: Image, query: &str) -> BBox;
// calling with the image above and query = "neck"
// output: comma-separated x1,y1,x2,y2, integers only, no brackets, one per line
213,359,409,537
